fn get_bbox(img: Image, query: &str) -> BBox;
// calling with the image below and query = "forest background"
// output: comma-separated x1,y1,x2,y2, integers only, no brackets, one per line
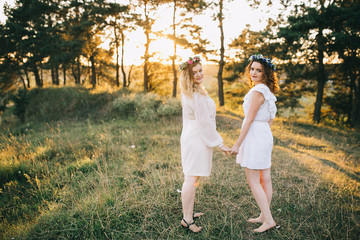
0,0,359,239
0,0,359,127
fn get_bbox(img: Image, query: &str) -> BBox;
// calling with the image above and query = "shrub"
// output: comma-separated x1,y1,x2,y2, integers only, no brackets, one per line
11,89,29,123
111,93,180,120
134,93,162,119
111,95,136,117
157,98,182,117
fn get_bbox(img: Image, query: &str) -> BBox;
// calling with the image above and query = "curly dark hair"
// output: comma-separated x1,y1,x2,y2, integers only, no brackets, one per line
246,59,279,94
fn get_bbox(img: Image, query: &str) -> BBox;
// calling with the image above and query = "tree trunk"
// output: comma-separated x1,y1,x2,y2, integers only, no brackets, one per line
51,67,56,84
171,0,178,97
71,64,77,83
90,55,96,88
33,65,43,87
121,30,127,88
217,0,225,106
23,68,30,88
114,24,120,87
143,3,150,92
76,56,81,84
127,65,133,87
55,65,59,85
63,65,66,85
313,28,327,123
19,74,27,90
351,74,360,128
40,64,43,84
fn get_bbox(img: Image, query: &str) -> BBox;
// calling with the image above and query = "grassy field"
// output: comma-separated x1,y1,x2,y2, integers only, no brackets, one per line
0,89,359,239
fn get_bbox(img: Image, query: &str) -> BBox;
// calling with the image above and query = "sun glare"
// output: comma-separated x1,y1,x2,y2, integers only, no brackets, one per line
150,38,174,63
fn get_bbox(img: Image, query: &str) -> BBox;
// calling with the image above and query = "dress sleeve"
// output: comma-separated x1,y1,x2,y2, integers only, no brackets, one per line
194,93,223,148
253,84,277,120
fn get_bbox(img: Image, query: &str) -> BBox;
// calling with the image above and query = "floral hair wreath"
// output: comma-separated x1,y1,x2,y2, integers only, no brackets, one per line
249,54,276,71
178,56,201,72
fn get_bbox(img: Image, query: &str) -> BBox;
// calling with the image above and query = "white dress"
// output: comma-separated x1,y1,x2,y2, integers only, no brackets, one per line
180,93,223,176
236,84,277,169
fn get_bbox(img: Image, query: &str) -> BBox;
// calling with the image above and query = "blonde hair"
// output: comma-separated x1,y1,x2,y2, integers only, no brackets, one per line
180,63,207,97
246,60,279,94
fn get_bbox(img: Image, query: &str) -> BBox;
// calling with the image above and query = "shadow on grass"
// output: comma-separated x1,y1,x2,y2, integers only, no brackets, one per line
274,137,360,184
281,120,360,156
216,114,360,184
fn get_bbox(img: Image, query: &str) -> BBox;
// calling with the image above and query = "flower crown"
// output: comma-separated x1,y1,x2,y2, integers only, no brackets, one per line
178,56,201,71
249,54,276,71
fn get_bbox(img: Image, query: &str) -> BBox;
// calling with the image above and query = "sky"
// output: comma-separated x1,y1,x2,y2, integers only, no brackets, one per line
0,0,285,65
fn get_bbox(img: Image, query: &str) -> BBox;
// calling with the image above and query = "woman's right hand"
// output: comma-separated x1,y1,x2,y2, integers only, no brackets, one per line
229,145,239,155
219,145,231,155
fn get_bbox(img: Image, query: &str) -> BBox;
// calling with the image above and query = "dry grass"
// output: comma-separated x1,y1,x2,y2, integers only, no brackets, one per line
0,112,359,239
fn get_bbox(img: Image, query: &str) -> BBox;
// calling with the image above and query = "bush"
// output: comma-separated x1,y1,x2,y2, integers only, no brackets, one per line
10,88,181,122
11,89,29,123
11,87,115,122
157,98,182,117
111,95,136,117
111,93,181,120
134,93,162,120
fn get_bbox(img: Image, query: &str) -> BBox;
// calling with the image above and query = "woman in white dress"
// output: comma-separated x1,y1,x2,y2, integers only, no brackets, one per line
230,54,279,233
179,56,229,233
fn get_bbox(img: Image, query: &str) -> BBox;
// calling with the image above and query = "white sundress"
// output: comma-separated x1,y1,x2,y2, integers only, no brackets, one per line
236,84,277,170
180,93,223,176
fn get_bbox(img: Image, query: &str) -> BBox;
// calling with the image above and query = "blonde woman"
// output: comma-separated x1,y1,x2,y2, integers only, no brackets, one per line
179,56,229,233
230,54,279,233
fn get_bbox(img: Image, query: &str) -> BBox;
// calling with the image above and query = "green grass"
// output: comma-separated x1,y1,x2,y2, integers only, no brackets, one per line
0,100,359,239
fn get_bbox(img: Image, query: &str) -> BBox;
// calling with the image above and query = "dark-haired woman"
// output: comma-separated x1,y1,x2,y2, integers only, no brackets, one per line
230,54,279,233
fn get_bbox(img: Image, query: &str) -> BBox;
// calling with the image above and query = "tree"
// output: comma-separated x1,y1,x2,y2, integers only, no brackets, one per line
212,0,228,106
133,0,159,92
278,0,333,123
158,0,207,97
3,0,59,87
108,5,133,88
326,1,360,128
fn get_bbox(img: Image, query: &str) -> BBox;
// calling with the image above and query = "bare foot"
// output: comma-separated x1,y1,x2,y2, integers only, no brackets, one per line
247,216,264,223
253,220,276,233
193,212,204,218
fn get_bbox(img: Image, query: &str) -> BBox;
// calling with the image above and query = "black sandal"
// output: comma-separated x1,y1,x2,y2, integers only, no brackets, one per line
181,219,202,233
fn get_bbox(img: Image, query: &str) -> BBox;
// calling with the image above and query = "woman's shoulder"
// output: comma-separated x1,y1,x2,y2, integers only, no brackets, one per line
182,92,207,102
252,84,276,101
193,92,209,99
253,83,270,91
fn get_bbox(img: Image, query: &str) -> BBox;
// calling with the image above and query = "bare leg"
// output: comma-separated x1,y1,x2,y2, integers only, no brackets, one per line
181,175,202,232
245,168,276,232
247,169,273,223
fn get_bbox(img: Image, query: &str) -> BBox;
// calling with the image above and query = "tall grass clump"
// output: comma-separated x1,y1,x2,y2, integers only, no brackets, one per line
111,93,181,120
12,87,113,122
10,88,181,123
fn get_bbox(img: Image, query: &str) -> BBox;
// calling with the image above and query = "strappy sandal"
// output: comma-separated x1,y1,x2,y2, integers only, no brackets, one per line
181,219,202,233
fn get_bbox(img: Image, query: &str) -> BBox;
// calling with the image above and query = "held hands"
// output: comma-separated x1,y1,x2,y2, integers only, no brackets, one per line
219,145,239,156
229,145,239,156
219,145,231,155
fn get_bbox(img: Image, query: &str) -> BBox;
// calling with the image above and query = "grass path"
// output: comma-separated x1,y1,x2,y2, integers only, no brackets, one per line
0,113,359,239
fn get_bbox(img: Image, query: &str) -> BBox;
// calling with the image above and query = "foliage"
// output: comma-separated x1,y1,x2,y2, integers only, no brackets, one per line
112,92,181,120
8,87,181,123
